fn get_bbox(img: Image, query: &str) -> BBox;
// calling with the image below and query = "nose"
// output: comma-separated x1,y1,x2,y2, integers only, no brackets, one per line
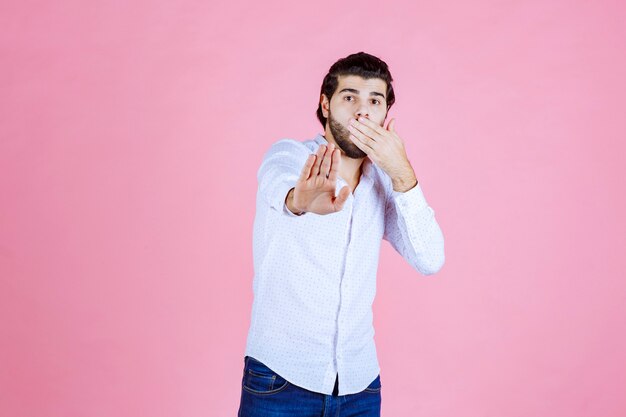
355,104,369,119
356,108,370,119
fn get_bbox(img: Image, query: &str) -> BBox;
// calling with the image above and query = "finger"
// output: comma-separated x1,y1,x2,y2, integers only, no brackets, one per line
320,143,334,177
349,119,380,141
312,145,326,177
327,148,341,182
298,153,316,181
349,129,375,154
354,117,386,137
332,186,351,211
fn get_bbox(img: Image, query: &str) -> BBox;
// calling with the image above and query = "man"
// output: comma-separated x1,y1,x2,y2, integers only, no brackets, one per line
237,52,445,416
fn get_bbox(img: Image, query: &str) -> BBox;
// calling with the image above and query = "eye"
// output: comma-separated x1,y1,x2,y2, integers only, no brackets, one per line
371,99,380,105
344,95,354,101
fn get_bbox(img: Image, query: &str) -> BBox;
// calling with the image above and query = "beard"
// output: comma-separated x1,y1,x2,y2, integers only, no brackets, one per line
328,110,368,159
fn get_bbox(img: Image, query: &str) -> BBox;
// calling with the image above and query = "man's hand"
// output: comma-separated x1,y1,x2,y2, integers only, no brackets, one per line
347,117,418,192
286,143,351,215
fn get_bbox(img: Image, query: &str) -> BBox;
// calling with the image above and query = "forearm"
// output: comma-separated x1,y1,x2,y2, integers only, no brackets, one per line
384,183,445,275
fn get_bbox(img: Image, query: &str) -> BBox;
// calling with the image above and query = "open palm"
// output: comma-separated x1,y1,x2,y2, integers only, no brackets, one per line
293,143,351,215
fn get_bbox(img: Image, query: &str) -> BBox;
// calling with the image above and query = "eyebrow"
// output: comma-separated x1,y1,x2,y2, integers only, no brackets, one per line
338,88,386,99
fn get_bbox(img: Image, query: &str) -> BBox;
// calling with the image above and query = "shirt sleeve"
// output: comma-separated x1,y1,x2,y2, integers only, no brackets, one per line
257,138,311,216
383,181,445,275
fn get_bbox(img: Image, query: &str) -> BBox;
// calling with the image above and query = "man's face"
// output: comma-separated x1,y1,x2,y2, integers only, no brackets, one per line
321,75,388,159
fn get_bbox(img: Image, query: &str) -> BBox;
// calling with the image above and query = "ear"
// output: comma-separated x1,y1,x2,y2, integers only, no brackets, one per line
320,94,330,118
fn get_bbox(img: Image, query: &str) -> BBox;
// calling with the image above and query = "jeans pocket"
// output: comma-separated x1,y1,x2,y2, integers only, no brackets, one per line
242,356,290,395
363,374,381,393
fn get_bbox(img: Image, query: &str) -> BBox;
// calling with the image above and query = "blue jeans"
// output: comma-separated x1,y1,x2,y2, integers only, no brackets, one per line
237,355,382,417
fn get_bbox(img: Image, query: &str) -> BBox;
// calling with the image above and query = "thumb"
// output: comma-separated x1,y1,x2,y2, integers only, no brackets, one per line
333,186,351,211
387,118,396,132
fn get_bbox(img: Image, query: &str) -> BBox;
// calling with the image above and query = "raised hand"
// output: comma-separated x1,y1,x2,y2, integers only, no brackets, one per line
288,143,351,215
347,117,418,192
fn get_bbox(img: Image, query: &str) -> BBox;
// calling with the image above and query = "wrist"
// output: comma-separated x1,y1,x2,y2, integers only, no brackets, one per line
392,171,418,193
286,188,305,215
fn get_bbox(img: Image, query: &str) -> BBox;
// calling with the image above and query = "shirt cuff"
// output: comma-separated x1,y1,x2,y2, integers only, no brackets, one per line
273,176,305,216
270,173,298,210
390,182,430,214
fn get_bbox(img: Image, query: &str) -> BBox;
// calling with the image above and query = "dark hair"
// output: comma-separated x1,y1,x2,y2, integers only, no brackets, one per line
316,51,395,128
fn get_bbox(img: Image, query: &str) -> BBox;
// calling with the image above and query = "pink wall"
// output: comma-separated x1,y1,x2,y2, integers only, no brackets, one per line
1,1,625,416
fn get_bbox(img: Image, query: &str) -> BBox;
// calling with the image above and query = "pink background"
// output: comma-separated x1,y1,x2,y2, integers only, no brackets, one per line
1,1,625,416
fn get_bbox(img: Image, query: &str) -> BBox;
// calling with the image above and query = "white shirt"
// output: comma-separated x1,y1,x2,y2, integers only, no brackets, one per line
244,133,445,395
